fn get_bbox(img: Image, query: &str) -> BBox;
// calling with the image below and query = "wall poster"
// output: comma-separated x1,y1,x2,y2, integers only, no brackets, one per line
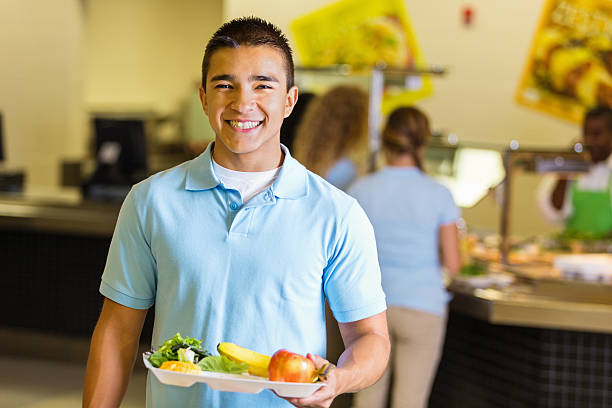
516,0,612,122
291,0,433,113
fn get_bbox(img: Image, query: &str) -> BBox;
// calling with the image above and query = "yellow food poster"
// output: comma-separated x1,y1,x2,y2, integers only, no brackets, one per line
516,0,612,122
290,0,432,113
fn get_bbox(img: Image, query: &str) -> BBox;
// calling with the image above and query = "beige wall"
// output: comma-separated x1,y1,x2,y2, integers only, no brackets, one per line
0,0,86,187
0,0,222,187
85,0,223,115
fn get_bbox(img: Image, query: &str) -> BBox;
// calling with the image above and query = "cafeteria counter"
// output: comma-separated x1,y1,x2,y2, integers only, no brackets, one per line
429,265,612,408
0,188,154,344
0,187,119,237
450,267,612,333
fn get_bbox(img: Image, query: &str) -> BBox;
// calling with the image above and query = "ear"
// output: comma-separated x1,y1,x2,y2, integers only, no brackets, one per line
284,86,299,118
199,86,209,115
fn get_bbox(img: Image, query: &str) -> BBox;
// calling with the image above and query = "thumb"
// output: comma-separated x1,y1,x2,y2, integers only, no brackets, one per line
306,353,329,369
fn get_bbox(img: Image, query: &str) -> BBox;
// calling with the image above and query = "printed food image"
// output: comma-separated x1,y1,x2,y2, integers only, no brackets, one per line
532,27,612,108
516,0,612,121
312,15,412,68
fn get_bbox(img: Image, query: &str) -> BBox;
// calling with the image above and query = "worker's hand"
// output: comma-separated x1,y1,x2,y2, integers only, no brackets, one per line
280,354,340,408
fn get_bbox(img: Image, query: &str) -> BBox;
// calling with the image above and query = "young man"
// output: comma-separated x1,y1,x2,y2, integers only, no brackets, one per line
538,106,612,238
83,17,389,408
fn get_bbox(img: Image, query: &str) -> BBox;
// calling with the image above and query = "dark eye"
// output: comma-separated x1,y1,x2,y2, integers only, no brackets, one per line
215,84,232,89
256,84,272,89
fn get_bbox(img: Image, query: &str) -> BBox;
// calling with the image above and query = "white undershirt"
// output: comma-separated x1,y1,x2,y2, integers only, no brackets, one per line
212,159,281,203
537,154,612,223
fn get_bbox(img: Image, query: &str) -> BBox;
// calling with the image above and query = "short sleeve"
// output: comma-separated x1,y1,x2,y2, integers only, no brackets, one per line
99,187,157,309
439,186,461,226
323,199,387,323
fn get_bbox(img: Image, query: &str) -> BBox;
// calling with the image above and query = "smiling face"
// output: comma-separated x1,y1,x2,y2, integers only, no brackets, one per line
583,116,612,163
200,45,298,171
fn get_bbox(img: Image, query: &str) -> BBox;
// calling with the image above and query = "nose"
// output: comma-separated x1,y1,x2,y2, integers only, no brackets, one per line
230,88,255,112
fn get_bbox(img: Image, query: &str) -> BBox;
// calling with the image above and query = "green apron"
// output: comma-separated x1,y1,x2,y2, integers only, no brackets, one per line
565,174,612,239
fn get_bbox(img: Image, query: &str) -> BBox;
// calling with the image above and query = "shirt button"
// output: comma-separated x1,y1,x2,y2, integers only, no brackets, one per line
230,202,239,210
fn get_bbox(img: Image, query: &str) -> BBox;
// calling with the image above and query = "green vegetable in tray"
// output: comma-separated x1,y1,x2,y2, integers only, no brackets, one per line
197,355,249,374
148,333,249,376
148,333,211,368
460,262,487,276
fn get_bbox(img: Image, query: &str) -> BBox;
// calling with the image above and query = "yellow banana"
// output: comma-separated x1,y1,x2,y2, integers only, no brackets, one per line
217,342,271,378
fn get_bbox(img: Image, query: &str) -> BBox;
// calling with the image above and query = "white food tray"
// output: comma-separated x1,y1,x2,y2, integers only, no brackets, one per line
143,353,324,398
553,254,612,283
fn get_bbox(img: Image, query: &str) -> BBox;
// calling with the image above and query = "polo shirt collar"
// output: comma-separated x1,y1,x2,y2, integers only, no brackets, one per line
185,142,220,191
184,142,308,199
273,145,308,199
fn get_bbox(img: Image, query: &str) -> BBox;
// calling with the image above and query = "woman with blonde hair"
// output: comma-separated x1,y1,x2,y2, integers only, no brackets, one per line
293,85,370,190
349,106,461,408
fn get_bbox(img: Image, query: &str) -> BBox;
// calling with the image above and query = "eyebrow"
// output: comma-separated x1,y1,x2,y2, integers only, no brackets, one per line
251,75,279,83
209,74,279,83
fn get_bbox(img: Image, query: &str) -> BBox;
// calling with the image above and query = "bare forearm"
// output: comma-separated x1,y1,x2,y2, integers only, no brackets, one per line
440,223,460,276
334,332,390,394
286,313,389,407
83,326,139,406
83,300,147,408
551,178,568,211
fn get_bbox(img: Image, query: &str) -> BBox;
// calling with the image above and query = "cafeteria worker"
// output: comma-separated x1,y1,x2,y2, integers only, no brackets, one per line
538,106,612,239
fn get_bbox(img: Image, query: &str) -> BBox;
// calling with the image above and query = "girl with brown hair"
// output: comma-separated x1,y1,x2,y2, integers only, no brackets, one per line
349,106,461,408
292,85,370,190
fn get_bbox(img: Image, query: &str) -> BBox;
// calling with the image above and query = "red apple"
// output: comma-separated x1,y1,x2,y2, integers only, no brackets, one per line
268,349,316,383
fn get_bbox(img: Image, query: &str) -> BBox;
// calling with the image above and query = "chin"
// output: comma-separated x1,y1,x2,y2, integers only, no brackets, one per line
224,141,262,155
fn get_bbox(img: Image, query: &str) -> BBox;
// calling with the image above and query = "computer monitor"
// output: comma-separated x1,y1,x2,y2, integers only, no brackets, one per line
0,112,4,162
0,112,25,192
93,117,148,183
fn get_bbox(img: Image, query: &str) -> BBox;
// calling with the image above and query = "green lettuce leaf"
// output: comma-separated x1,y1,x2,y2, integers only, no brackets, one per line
148,333,206,368
197,355,248,374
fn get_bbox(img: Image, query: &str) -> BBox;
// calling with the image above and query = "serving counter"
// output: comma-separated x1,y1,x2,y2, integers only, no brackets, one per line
430,264,612,408
450,264,612,333
0,188,153,343
0,188,119,236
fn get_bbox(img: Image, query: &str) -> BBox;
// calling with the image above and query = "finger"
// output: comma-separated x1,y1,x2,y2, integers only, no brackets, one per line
292,385,334,406
306,353,329,369
284,396,304,407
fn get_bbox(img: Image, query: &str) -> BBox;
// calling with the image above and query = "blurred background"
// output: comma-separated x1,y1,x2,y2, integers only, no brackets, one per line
1,0,610,407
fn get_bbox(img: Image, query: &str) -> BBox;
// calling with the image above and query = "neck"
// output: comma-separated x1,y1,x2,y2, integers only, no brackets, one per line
386,152,418,168
212,143,284,172
592,153,611,165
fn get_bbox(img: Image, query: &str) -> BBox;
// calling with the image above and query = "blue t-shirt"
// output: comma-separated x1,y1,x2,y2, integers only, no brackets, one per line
325,158,358,191
100,143,386,408
348,166,459,316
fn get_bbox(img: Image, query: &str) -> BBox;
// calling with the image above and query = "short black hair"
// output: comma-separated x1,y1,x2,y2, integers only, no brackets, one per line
584,105,612,131
201,16,294,91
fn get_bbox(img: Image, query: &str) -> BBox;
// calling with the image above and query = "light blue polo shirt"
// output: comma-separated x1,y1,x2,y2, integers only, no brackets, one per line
100,143,386,408
348,166,460,316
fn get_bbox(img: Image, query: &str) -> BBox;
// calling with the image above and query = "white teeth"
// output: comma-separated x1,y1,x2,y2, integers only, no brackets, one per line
229,120,261,129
